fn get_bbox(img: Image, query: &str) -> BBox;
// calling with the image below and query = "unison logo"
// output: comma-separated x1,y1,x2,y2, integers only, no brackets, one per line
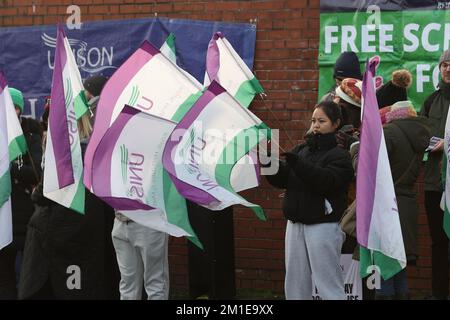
42,33,118,74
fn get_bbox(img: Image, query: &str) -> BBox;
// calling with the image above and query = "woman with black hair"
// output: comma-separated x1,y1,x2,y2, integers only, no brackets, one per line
266,101,354,300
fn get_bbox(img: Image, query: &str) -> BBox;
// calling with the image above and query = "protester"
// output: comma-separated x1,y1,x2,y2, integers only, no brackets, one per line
376,99,431,299
420,49,450,300
0,87,41,299
18,77,119,300
83,75,108,126
266,101,353,300
321,51,363,102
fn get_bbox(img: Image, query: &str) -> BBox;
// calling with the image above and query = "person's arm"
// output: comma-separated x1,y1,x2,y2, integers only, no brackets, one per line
265,145,302,189
284,150,354,194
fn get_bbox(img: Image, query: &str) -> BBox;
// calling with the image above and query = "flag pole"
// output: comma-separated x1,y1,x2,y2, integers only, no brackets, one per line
258,93,296,152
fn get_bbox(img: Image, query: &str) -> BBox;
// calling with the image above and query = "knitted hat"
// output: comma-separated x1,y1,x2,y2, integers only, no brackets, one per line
439,49,450,68
333,51,363,80
83,75,108,97
335,78,362,107
376,69,412,109
9,87,24,113
379,100,417,125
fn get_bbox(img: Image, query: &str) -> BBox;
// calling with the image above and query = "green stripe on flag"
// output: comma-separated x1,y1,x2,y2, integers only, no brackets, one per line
8,135,27,162
165,33,176,54
74,91,89,119
69,181,85,214
234,78,264,108
359,246,404,281
162,169,203,249
0,170,11,207
215,124,270,221
171,91,203,123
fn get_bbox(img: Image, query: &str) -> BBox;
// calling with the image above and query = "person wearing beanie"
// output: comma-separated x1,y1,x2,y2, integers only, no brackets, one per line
0,86,42,299
376,69,413,109
375,101,431,300
83,75,108,126
334,51,363,81
9,87,24,116
420,48,450,300
320,51,362,103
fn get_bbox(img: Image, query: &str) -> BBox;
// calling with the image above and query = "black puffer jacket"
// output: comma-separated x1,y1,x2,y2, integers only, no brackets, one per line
266,133,354,224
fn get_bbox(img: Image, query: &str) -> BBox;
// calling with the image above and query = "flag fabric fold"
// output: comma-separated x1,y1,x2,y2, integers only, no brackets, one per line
0,72,27,249
204,32,264,108
0,72,15,250
204,32,264,192
163,80,270,221
357,60,406,280
83,40,203,190
43,25,85,214
84,39,204,246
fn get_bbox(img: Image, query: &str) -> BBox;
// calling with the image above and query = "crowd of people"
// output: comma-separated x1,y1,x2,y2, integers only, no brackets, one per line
1,48,450,300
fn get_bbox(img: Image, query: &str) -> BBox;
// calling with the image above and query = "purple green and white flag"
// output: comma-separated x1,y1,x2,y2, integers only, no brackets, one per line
163,80,270,221
204,32,264,108
90,106,200,247
0,72,18,250
357,60,406,280
0,72,27,162
83,40,203,190
43,25,85,214
160,33,177,64
205,32,264,192
441,103,450,238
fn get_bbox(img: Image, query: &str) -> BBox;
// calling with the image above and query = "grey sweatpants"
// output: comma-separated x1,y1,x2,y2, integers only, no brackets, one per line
285,221,346,300
112,219,169,300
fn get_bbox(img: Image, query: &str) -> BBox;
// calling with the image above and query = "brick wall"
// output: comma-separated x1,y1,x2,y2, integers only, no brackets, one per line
1,0,440,298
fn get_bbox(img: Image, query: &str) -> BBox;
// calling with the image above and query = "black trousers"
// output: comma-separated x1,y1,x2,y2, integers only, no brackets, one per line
0,244,17,299
186,202,236,299
424,191,449,298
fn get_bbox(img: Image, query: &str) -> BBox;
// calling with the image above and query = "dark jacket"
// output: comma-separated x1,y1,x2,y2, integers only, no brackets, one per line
420,80,450,192
266,133,354,224
384,117,431,261
18,139,119,299
11,117,42,250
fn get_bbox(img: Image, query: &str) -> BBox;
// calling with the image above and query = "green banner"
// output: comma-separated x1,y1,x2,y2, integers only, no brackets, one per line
319,3,450,110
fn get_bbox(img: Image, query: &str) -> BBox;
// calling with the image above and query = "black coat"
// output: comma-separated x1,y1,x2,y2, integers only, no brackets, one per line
18,183,120,300
18,138,119,300
266,133,354,224
11,117,42,251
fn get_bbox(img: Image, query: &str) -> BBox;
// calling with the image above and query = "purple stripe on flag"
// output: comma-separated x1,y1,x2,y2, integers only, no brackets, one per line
0,71,7,92
91,106,137,202
163,81,226,205
49,25,73,188
100,196,153,211
249,151,261,185
206,34,220,82
84,40,159,189
356,60,383,246
92,105,155,211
